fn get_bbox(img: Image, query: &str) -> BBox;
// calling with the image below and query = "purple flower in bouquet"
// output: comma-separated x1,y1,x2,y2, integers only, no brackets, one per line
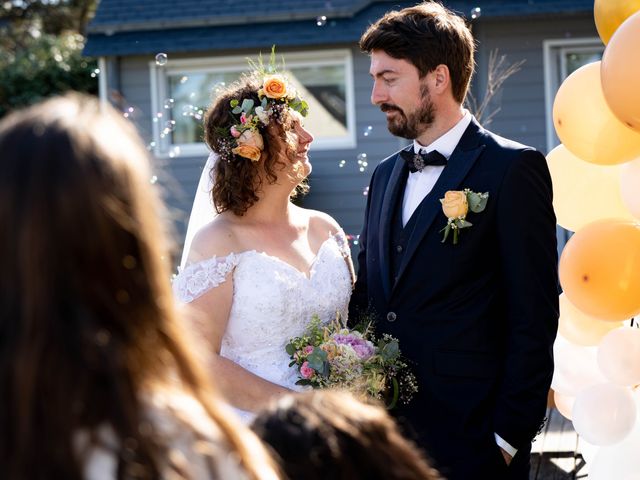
334,333,375,360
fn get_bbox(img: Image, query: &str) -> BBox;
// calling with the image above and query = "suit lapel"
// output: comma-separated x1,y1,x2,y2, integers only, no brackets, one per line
378,146,411,300
393,120,486,291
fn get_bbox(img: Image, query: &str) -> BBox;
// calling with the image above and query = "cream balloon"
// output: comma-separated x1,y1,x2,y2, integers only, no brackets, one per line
553,389,575,420
601,11,640,132
572,383,636,446
547,146,635,231
594,0,640,45
620,159,640,219
558,293,624,346
553,62,640,165
597,327,640,386
552,335,607,397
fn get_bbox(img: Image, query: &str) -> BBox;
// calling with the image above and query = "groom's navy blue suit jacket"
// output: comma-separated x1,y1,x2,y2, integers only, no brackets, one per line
349,118,559,479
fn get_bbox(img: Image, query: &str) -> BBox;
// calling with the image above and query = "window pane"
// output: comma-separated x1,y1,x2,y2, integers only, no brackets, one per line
167,71,240,145
287,64,347,139
165,63,348,145
565,51,602,76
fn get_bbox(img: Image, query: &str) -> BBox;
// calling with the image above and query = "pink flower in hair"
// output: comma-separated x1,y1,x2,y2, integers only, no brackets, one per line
230,126,241,138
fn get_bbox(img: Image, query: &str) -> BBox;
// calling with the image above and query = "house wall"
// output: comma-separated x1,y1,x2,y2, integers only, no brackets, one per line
109,12,598,260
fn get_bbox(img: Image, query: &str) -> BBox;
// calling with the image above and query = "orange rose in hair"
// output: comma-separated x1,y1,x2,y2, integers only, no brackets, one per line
262,75,288,99
232,144,262,162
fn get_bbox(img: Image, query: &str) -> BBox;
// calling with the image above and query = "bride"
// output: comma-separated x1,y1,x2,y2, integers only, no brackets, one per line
173,72,354,419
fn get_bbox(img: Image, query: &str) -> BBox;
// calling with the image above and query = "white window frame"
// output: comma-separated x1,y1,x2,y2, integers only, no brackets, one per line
543,37,604,153
149,49,356,158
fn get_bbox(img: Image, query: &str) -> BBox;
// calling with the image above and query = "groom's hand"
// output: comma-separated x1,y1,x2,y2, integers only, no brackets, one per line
500,447,513,466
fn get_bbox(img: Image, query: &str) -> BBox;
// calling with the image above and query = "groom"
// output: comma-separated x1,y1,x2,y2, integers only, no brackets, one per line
350,3,558,479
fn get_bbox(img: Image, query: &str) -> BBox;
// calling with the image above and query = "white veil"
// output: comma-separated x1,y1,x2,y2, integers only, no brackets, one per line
179,152,218,269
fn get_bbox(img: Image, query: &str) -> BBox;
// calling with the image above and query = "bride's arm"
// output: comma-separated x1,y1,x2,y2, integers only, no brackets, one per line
179,219,289,412
187,278,290,412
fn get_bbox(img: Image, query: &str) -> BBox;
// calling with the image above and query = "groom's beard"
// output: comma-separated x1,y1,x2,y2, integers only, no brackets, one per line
380,84,435,140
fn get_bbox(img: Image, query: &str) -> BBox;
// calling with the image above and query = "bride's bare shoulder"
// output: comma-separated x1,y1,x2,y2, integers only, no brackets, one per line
187,214,239,263
302,207,343,239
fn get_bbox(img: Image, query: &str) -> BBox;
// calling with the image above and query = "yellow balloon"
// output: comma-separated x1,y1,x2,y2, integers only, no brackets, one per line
558,293,623,346
601,11,640,133
594,0,640,45
559,220,640,321
546,145,635,231
553,62,640,165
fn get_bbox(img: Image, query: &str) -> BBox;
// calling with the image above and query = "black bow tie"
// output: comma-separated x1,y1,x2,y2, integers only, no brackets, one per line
399,149,447,173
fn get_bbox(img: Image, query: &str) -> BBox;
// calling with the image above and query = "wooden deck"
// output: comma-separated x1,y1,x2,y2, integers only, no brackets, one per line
530,407,589,480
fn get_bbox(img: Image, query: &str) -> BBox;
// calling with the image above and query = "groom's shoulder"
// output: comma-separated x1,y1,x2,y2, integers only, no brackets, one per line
376,147,409,173
479,127,541,159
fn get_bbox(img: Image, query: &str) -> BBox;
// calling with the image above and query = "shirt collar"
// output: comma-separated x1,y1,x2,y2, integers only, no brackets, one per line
413,109,472,160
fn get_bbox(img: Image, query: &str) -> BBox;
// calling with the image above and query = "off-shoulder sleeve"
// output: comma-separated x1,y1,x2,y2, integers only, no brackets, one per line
172,254,239,303
332,229,352,259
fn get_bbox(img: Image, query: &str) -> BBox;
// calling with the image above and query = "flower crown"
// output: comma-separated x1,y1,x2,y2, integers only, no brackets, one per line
217,51,309,163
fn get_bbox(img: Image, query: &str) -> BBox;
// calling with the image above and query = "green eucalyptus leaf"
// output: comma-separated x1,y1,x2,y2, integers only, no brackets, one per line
457,219,473,229
231,106,242,115
285,343,296,356
307,348,328,372
240,99,254,112
467,191,489,213
381,339,400,362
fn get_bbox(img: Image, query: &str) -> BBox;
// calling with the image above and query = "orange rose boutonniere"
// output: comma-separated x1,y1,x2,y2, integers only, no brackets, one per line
439,189,489,245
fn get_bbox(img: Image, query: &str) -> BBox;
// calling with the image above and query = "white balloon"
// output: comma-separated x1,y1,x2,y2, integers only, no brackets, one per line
552,335,607,396
598,327,640,385
572,383,636,446
578,437,599,465
588,410,640,479
620,159,640,219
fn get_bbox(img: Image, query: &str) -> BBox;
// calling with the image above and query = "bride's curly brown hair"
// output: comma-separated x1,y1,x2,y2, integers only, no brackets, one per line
204,74,309,216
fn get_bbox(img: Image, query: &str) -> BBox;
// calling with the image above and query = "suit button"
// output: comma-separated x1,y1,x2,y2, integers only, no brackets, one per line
396,245,403,253
386,311,397,322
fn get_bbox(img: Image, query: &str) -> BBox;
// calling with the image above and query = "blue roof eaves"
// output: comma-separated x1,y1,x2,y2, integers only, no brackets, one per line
84,1,594,58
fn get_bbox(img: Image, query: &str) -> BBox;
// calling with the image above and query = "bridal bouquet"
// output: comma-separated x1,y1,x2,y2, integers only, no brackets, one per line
285,315,418,408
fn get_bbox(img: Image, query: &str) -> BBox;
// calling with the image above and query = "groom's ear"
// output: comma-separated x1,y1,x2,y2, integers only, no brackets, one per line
431,64,451,96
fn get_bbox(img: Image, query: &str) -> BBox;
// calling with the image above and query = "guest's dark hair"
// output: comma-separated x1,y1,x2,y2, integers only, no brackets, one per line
252,390,443,480
204,74,308,216
360,1,475,103
0,93,277,479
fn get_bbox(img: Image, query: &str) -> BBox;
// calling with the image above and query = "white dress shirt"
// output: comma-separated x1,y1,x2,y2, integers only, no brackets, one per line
400,110,518,458
401,110,472,226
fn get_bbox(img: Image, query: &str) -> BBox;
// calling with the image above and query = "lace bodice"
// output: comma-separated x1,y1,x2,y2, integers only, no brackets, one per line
173,232,353,400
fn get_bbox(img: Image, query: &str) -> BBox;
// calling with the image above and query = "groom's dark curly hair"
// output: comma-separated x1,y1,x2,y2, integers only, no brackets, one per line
204,74,308,216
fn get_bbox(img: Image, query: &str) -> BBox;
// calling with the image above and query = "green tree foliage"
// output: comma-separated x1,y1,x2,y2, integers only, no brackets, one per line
0,1,98,118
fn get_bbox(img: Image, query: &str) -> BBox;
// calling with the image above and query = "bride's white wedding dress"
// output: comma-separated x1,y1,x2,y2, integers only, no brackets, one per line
172,231,353,420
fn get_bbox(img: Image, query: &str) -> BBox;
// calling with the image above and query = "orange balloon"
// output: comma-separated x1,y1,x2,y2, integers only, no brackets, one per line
558,293,624,346
546,145,635,231
553,62,640,165
601,11,640,133
594,0,640,45
559,220,640,321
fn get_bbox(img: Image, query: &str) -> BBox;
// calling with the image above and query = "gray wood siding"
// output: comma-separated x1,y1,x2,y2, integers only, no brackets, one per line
472,14,598,152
